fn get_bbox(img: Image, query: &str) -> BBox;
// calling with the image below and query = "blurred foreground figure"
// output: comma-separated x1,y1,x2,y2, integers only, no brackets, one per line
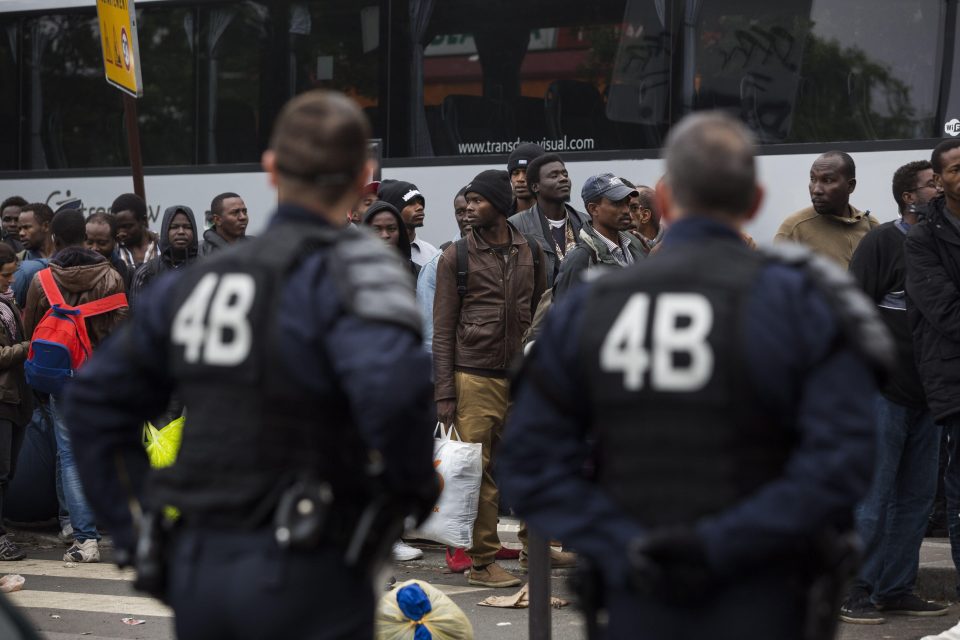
499,111,893,640
63,91,438,640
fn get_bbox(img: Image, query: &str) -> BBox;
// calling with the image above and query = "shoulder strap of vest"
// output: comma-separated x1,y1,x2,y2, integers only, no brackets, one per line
75,292,128,317
330,228,421,336
37,269,65,307
758,243,896,377
248,222,341,274
455,237,469,299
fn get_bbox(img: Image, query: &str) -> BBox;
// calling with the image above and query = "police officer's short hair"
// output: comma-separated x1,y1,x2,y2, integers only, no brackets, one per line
270,90,371,205
663,112,757,216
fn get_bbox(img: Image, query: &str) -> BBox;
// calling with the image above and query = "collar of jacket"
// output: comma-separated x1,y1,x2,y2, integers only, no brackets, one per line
821,205,870,225
577,225,643,264
659,216,744,250
531,202,587,235
268,204,337,230
921,196,960,245
471,222,526,250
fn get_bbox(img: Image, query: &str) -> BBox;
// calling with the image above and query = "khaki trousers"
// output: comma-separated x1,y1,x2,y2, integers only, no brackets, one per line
455,371,509,566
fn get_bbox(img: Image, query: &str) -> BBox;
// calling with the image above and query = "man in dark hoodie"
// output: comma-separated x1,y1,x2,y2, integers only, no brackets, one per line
201,192,249,255
363,200,420,279
132,205,200,300
23,209,129,564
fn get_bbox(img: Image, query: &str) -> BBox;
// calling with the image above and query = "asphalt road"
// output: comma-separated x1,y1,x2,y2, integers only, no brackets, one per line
1,529,958,640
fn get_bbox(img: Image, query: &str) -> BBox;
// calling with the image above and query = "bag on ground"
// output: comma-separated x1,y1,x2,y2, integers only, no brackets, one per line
410,423,481,549
376,580,473,640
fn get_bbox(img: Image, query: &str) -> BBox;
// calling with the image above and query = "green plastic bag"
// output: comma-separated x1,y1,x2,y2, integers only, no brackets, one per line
142,417,185,520
143,417,185,469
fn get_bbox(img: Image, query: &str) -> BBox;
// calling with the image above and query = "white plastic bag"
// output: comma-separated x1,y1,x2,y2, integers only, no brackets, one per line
410,423,482,549
376,580,474,640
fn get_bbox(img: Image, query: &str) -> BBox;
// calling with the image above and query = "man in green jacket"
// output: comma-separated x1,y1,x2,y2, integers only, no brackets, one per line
554,173,646,300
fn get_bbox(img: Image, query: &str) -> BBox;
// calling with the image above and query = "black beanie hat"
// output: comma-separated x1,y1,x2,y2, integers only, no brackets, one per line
507,143,546,175
378,179,424,214
465,170,513,216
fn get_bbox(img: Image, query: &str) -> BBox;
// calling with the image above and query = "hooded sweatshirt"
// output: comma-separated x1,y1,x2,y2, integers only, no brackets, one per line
131,205,200,301
363,201,420,278
23,246,129,347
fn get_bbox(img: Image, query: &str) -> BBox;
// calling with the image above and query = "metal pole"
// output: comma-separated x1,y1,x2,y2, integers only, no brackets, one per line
528,529,551,640
122,93,145,200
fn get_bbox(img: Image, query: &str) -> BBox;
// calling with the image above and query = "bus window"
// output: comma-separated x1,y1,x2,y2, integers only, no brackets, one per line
289,2,381,139
690,0,944,143
136,5,197,166
416,0,636,157
197,2,275,165
23,13,126,170
0,21,17,170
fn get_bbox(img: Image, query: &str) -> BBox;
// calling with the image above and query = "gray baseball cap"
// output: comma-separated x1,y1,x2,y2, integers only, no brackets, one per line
581,173,638,206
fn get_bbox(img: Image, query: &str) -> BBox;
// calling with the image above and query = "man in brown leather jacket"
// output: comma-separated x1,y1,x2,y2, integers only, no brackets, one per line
433,169,546,588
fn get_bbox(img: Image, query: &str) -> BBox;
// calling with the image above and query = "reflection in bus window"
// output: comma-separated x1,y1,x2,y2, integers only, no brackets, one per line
689,0,944,143
24,13,126,170
0,22,17,170
421,0,641,157
289,1,381,138
199,2,272,165
136,6,196,166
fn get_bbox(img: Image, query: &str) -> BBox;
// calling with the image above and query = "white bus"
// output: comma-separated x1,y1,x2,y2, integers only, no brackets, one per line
0,0,956,243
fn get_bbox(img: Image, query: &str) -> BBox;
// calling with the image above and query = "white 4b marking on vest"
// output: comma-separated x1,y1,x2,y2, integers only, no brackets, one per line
600,292,714,392
172,272,256,366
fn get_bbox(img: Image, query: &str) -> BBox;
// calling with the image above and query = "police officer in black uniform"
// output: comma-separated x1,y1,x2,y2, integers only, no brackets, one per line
498,112,893,640
63,91,438,640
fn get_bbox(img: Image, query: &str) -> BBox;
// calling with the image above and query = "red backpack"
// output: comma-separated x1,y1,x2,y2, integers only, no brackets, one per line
25,268,128,395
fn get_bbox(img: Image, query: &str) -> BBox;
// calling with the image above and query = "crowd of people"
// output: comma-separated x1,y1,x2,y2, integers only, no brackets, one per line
356,135,960,632
0,90,960,638
0,190,251,563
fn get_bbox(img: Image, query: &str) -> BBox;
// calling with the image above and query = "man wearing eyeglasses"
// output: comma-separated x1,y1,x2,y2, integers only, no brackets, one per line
842,160,947,624
202,192,250,255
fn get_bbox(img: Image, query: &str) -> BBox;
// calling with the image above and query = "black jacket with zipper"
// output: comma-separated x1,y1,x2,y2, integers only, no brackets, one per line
905,195,960,421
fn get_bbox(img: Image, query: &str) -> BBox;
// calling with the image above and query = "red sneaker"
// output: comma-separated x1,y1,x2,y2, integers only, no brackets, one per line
495,547,520,560
446,548,471,573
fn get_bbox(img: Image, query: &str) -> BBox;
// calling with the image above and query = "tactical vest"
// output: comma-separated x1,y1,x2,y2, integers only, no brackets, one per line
148,221,421,530
580,238,794,527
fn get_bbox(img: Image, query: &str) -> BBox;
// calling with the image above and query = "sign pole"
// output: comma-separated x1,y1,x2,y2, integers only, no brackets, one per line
528,530,552,640
97,0,145,199
123,93,145,200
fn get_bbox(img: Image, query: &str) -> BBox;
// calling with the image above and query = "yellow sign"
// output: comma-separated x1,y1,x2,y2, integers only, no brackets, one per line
96,0,143,97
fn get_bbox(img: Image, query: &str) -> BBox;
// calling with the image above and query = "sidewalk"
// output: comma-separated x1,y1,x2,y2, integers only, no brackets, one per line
498,521,960,602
